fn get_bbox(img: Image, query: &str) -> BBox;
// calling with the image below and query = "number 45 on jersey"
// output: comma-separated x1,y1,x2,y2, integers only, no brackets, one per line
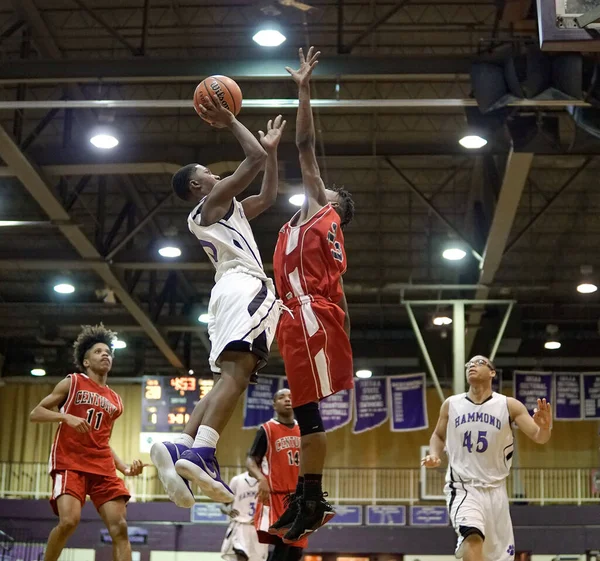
462,430,488,453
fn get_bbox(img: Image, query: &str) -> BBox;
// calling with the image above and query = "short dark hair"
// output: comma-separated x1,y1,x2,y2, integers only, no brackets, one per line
332,185,355,228
73,323,115,371
172,164,197,201
273,388,290,402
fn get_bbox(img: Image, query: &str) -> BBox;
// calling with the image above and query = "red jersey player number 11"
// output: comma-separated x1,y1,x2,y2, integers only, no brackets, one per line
30,324,147,561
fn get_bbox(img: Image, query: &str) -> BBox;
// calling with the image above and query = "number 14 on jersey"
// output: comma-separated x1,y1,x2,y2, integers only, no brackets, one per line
462,430,488,453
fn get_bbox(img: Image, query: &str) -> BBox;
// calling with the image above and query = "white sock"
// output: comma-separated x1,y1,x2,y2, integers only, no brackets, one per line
174,434,194,448
194,425,219,449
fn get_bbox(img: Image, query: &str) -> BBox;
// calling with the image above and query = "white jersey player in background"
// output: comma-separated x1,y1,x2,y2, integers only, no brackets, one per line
221,472,268,561
150,92,286,507
422,355,552,561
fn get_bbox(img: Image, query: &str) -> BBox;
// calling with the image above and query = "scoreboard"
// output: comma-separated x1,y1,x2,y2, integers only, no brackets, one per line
141,375,214,433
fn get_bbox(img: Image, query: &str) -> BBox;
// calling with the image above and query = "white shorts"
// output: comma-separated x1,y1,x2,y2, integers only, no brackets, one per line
444,481,514,561
207,271,279,374
221,521,268,561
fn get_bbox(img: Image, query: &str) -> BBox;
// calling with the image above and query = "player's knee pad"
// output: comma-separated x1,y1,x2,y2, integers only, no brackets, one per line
293,402,324,436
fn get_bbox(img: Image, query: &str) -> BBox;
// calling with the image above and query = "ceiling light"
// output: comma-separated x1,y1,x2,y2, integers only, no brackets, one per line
158,246,182,258
252,29,286,47
433,316,452,326
188,369,194,375
198,313,210,324
544,324,560,350
356,369,372,379
31,368,46,377
577,282,597,294
53,283,75,294
289,194,305,206
459,135,487,149
90,133,119,150
442,248,466,261
112,339,126,349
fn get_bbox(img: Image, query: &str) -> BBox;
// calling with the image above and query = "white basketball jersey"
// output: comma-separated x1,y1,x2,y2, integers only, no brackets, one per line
188,197,267,283
229,472,259,524
445,392,514,487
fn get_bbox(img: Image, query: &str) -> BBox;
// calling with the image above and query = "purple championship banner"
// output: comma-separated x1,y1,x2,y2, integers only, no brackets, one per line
583,373,600,420
243,375,282,429
319,389,353,432
513,371,553,416
353,377,388,434
388,373,428,432
554,373,583,420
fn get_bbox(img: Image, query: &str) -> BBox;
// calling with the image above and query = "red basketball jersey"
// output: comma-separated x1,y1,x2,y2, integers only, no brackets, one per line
49,373,123,476
261,418,301,494
273,204,346,305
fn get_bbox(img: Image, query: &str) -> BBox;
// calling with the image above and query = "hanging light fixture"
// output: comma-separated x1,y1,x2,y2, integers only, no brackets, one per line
544,324,561,350
577,265,597,294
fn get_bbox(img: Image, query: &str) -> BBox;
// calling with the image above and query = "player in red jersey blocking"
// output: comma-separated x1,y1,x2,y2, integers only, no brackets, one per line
270,47,355,543
247,389,306,561
30,325,145,561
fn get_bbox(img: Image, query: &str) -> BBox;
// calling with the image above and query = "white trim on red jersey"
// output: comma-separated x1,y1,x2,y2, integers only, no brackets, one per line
48,373,78,473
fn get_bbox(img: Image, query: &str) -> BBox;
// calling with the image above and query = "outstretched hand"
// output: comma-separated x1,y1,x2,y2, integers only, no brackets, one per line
285,46,320,86
259,115,286,152
196,92,235,129
123,459,148,476
420,455,441,468
532,398,552,430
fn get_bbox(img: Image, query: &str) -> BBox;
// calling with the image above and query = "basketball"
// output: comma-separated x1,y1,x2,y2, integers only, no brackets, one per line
193,75,243,119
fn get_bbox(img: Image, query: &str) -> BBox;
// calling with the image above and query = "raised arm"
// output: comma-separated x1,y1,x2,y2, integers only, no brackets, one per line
421,398,450,467
241,115,286,221
196,92,267,226
508,397,552,444
286,47,328,210
30,377,91,433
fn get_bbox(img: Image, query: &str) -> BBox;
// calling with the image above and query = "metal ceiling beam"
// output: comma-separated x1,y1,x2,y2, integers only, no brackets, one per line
0,19,25,42
342,2,408,53
114,176,196,300
465,150,534,354
385,156,483,261
140,0,151,56
0,125,184,370
9,0,61,58
503,157,593,256
9,0,96,130
0,99,590,110
71,0,140,56
0,55,475,83
0,162,239,178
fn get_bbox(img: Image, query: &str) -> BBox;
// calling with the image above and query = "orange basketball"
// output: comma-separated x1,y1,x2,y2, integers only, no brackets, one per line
193,75,243,119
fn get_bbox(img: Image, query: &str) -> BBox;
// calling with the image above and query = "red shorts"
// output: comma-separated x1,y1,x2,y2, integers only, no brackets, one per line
50,470,130,515
277,297,354,407
254,493,308,548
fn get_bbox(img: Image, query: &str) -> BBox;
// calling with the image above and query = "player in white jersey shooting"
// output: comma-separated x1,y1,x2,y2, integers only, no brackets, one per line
220,472,268,561
151,92,286,506
422,355,552,561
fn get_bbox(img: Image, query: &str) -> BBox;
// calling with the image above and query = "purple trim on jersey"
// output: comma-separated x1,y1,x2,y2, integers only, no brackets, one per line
217,221,262,268
200,240,218,262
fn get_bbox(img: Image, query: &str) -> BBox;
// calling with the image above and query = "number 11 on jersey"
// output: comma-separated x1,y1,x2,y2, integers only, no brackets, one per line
86,408,103,430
